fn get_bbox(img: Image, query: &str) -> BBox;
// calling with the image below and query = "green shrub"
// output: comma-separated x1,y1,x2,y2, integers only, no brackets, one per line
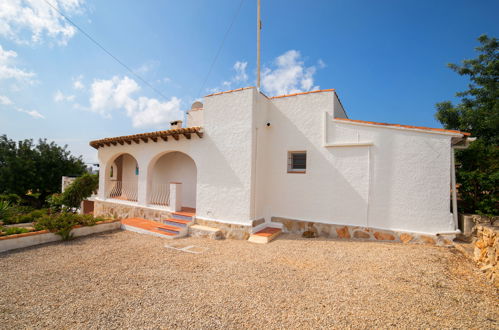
0,194,21,205
46,193,64,213
61,174,98,210
0,227,30,236
2,208,48,225
34,212,100,240
0,200,11,221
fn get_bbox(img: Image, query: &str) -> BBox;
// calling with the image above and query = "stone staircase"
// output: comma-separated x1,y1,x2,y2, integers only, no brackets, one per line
122,208,223,240
122,209,197,239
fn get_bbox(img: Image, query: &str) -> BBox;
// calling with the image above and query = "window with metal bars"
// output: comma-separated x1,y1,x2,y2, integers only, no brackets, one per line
287,151,306,173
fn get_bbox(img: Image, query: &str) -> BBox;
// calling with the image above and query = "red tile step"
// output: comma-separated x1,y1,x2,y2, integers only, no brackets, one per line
248,227,282,244
121,217,185,238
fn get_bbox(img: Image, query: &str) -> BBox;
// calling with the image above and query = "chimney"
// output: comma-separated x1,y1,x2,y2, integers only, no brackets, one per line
170,120,183,129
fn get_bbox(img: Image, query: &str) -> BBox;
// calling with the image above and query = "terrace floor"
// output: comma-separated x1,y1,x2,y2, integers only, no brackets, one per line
0,230,497,328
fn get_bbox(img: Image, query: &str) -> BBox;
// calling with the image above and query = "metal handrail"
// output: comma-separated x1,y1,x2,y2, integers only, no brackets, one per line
149,183,170,206
106,180,138,202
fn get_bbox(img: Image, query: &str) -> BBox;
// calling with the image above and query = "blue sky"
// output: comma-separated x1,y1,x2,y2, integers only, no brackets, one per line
0,0,498,163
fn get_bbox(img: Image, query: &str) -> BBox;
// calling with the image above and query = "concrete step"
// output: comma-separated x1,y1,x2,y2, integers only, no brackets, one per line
189,225,222,240
171,212,195,221
163,218,192,227
248,227,282,244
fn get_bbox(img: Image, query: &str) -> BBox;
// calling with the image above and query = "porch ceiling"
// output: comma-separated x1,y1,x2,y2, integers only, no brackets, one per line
89,126,203,149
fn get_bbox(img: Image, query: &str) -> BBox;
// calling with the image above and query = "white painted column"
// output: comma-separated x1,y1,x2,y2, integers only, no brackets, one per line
169,182,183,212
97,156,107,200
137,161,149,206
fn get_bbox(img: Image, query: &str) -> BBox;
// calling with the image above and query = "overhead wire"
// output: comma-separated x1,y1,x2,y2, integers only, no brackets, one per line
42,0,171,102
196,0,246,98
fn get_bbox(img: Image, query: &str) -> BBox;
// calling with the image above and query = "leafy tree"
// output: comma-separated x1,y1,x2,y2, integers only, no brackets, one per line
61,173,98,210
0,135,87,207
435,35,498,215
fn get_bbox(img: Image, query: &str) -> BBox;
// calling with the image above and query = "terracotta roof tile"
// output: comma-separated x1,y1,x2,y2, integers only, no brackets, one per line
270,89,335,99
204,86,254,97
89,126,203,149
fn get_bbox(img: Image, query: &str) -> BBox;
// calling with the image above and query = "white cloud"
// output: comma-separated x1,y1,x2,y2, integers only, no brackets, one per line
0,0,86,45
53,89,75,102
0,95,13,105
261,50,320,96
135,60,159,75
72,75,84,90
217,60,249,91
0,44,35,83
88,75,183,128
16,107,44,119
233,61,248,82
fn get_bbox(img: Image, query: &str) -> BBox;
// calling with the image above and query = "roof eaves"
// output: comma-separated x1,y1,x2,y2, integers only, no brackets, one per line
334,118,470,137
89,126,204,149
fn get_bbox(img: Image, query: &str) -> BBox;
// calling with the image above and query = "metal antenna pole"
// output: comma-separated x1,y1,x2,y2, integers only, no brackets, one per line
256,0,261,90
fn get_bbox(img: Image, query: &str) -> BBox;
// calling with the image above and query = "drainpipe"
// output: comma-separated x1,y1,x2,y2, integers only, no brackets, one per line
450,136,475,231
450,146,458,231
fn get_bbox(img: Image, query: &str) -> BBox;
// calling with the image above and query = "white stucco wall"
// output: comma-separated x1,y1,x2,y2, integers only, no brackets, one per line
152,151,197,208
95,88,459,235
186,109,203,127
327,120,454,233
121,154,138,183
257,91,456,234
97,88,257,224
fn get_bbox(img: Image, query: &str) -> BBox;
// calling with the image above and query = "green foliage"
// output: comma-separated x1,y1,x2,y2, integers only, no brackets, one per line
46,193,64,213
34,213,102,240
0,135,87,207
435,35,498,215
0,200,11,221
0,227,30,236
0,194,21,205
1,208,48,225
61,174,98,210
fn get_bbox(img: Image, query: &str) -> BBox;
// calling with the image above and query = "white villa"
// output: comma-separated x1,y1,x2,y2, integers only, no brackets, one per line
90,87,471,243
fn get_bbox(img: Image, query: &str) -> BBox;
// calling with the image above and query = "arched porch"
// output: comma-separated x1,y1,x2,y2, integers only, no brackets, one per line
105,153,139,202
147,151,197,211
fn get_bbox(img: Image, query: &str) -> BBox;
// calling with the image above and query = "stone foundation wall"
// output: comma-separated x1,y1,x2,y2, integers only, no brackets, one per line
459,214,499,236
94,200,172,222
473,225,499,287
194,218,252,240
271,217,454,246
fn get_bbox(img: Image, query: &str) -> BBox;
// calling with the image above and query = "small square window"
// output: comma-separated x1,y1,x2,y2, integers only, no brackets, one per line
288,151,306,173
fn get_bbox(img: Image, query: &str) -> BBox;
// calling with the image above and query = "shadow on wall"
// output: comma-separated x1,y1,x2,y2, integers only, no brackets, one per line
264,102,372,226
147,151,197,209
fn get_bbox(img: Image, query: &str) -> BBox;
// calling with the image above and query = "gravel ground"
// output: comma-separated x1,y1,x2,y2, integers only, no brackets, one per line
0,230,498,329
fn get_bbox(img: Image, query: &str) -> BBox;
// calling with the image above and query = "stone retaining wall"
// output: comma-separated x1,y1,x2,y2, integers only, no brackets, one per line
94,200,172,222
194,218,252,240
473,225,499,287
271,217,454,246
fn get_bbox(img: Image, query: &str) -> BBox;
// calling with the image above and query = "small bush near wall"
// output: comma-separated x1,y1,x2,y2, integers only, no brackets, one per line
34,213,105,241
0,227,30,236
2,209,49,225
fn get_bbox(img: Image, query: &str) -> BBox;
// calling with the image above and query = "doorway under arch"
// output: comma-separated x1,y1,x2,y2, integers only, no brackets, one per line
105,153,139,202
